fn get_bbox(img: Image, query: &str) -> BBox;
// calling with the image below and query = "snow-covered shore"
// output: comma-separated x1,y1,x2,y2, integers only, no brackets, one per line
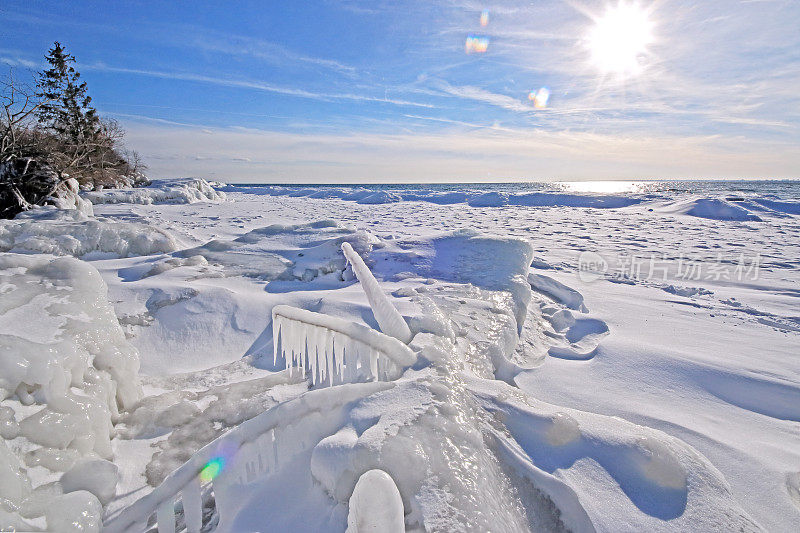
1,179,798,531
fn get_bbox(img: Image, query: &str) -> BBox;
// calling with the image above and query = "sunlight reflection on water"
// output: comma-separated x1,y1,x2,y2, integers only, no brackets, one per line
555,181,652,194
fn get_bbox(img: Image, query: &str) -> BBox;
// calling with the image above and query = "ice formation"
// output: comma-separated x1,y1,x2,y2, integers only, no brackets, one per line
49,177,95,216
341,241,413,343
83,178,226,205
346,469,404,533
272,305,416,386
0,253,142,530
0,207,179,257
103,382,391,532
175,220,381,281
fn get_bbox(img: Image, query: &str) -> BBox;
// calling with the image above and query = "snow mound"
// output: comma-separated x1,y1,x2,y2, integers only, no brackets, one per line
0,207,180,258
173,220,381,281
421,229,534,328
665,198,762,221
83,178,226,205
752,198,800,215
230,185,645,210
474,380,762,531
508,192,641,208
0,254,142,531
468,191,509,207
356,191,403,204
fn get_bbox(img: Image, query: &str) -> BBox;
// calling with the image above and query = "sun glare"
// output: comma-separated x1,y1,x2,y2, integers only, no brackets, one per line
588,2,653,76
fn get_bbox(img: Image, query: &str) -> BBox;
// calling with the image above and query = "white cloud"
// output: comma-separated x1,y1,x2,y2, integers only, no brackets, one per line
120,121,800,183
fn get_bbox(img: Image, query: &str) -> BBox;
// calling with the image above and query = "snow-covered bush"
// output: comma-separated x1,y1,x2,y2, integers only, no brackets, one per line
83,178,227,205
0,253,143,531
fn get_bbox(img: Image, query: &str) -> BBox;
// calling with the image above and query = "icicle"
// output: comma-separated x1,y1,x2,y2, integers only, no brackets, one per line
156,499,176,533
342,344,350,382
313,326,322,385
326,330,333,386
334,329,344,384
299,323,306,376
273,315,281,367
271,305,416,388
308,326,315,385
369,347,378,381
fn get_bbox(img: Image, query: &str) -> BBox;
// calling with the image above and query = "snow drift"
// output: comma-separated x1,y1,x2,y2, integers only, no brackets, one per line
661,198,762,221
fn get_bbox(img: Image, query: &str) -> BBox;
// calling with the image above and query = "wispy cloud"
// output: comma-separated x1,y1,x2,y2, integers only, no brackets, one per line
83,64,435,108
434,82,534,113
190,32,357,76
0,56,38,69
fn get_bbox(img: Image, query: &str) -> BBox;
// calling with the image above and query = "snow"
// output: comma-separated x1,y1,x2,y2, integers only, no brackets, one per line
662,198,763,221
2,180,799,532
234,185,643,210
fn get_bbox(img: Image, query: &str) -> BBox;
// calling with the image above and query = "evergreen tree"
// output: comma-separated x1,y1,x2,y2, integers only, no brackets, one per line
36,42,100,145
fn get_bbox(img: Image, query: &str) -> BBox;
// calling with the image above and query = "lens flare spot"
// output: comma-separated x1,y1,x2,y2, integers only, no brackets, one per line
200,457,225,482
480,10,490,27
465,35,489,54
528,87,550,108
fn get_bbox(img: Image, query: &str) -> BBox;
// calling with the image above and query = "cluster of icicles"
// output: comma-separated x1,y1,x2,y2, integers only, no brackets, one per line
272,307,407,386
271,243,416,387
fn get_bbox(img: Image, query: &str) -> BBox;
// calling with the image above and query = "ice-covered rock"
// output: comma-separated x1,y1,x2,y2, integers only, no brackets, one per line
60,459,120,505
45,490,103,532
0,206,179,257
49,177,95,216
0,253,141,531
346,470,405,533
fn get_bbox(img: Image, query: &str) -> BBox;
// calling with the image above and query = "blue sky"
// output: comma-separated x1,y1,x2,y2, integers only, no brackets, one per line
2,0,798,182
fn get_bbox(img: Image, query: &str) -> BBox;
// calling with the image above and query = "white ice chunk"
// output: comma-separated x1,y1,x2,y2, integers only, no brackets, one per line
60,459,120,506
341,242,412,344
46,490,103,533
346,469,405,533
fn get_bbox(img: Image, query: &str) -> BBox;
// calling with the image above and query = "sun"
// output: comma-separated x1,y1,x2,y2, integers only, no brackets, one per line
587,2,654,76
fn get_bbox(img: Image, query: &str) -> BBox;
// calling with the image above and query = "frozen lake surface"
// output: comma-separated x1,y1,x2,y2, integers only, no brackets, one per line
1,179,798,531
